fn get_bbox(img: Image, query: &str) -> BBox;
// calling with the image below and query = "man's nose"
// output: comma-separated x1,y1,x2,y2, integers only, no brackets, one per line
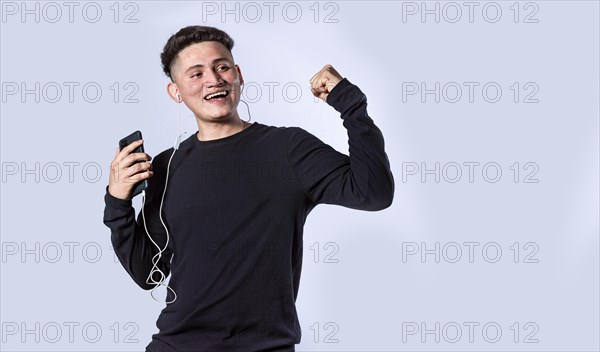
204,69,224,87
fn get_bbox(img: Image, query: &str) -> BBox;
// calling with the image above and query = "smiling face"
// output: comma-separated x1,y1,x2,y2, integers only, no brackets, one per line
168,41,244,124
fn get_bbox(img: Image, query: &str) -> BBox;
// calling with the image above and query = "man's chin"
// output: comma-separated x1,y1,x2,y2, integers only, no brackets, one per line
194,112,237,124
193,104,239,121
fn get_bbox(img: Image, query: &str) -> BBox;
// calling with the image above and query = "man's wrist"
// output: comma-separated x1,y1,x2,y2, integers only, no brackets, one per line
104,185,133,210
325,77,349,105
325,78,366,114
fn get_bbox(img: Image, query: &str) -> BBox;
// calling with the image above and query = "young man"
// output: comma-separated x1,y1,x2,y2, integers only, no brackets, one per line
103,25,394,351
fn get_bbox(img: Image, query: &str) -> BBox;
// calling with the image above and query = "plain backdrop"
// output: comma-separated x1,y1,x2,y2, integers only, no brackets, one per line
1,1,598,351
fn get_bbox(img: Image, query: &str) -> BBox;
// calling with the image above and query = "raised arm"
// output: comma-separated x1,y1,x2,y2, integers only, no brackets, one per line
286,65,395,211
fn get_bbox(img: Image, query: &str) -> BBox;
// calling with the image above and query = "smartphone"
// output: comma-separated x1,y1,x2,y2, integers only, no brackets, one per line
118,130,148,198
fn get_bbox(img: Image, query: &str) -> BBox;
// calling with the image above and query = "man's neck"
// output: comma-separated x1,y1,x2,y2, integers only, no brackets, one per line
195,117,248,142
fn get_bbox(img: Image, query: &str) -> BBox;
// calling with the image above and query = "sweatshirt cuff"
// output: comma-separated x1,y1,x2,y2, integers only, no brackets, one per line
104,185,133,211
325,77,367,115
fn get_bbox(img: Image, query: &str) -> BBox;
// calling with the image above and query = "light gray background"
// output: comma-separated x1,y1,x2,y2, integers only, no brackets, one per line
1,1,598,351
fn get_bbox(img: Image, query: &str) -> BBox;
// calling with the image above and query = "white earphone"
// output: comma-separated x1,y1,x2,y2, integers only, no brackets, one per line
138,89,189,305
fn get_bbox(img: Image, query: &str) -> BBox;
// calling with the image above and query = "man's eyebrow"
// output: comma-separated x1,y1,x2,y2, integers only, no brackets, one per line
184,58,231,73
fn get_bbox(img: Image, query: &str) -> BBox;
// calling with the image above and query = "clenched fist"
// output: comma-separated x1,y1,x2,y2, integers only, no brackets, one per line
310,64,343,101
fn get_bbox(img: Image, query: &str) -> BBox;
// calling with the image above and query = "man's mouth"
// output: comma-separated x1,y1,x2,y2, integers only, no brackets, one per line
204,90,229,100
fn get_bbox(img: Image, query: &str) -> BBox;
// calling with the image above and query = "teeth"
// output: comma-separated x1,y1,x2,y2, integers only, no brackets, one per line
205,91,228,100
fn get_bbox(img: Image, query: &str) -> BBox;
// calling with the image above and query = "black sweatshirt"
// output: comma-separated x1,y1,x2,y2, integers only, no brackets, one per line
103,78,394,352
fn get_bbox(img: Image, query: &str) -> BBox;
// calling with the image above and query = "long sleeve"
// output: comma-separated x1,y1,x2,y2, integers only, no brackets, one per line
102,149,174,290
285,77,394,211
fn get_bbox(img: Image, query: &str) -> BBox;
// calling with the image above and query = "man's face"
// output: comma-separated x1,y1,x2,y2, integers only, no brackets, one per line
170,41,243,123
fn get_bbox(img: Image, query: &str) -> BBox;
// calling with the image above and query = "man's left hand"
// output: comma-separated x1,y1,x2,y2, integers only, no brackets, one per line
310,64,343,102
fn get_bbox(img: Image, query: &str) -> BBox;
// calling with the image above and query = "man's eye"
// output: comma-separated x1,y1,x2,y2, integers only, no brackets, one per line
217,65,230,71
191,72,202,78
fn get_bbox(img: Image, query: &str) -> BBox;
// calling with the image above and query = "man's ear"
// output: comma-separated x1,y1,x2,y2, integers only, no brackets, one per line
167,82,181,103
236,64,244,86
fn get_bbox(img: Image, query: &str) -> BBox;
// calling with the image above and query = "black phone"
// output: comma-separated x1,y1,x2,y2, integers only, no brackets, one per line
118,130,149,198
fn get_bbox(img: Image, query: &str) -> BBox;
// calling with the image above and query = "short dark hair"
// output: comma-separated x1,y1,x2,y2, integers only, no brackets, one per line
160,25,235,81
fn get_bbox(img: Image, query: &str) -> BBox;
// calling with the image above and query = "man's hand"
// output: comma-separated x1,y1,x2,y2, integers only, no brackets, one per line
310,64,343,102
108,139,153,200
